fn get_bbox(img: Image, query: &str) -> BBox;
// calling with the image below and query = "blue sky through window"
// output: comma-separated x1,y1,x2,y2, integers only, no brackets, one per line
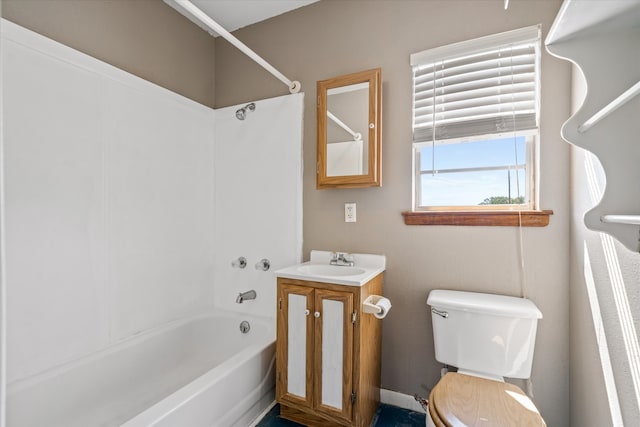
419,136,527,206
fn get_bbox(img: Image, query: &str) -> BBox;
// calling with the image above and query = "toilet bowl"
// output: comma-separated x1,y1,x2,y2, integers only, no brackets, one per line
426,290,546,427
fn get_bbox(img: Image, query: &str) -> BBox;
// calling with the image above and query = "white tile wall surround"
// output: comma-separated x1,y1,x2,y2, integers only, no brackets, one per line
2,19,304,386
3,36,109,382
102,80,216,340
213,93,304,318
2,20,216,382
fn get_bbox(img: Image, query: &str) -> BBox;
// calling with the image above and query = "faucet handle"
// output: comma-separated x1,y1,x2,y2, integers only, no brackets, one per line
330,252,341,265
255,258,270,271
232,256,247,269
330,252,355,266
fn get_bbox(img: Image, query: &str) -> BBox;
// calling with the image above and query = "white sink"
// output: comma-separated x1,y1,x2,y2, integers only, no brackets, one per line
296,265,366,277
275,251,386,287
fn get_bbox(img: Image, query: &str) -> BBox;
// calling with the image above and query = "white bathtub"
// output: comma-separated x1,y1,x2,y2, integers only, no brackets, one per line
7,312,276,427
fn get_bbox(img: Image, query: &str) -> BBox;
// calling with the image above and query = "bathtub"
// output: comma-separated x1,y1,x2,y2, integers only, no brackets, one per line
7,311,276,427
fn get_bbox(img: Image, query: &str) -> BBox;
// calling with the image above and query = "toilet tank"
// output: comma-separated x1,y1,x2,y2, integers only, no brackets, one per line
427,290,542,379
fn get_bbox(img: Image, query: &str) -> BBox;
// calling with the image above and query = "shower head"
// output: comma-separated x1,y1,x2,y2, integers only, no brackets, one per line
235,102,256,120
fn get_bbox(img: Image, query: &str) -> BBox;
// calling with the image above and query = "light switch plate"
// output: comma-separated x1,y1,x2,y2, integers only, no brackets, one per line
345,203,356,222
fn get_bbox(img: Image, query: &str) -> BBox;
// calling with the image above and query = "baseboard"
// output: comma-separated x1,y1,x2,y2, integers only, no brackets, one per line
247,400,277,427
380,388,427,414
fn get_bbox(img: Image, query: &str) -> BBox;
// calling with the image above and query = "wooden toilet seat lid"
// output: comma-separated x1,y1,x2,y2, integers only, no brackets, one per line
428,372,546,427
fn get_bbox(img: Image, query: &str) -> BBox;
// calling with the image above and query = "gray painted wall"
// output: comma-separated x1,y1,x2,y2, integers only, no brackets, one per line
2,0,216,107
213,1,570,426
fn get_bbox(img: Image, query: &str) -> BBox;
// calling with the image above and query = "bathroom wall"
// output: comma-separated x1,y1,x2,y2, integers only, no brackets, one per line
213,93,304,318
569,66,640,425
1,0,215,107
213,1,571,425
2,19,216,382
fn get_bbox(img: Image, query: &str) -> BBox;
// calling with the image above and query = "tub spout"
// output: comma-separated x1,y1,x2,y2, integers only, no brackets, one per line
236,290,257,304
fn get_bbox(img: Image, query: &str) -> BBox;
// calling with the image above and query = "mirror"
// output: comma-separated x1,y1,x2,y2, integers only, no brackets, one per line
317,68,381,189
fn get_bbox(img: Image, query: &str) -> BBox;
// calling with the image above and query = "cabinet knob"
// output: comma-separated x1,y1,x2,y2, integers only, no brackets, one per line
305,309,310,316
314,311,320,318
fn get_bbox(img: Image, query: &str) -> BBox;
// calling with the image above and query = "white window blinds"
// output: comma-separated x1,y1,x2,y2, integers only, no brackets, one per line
411,25,541,143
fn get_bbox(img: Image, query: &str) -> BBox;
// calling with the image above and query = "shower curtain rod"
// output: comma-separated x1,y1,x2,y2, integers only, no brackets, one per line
175,0,301,94
327,111,362,141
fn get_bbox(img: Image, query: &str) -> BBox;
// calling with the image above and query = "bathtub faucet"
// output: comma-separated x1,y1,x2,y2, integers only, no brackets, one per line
236,290,257,304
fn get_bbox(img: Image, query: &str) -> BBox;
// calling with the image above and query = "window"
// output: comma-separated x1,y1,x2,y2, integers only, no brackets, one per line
405,26,551,225
415,134,535,209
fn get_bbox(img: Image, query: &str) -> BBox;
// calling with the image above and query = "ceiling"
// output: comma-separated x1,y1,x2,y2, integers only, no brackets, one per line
164,0,319,36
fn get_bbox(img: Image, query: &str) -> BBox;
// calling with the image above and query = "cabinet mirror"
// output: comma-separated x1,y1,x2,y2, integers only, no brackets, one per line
317,68,381,189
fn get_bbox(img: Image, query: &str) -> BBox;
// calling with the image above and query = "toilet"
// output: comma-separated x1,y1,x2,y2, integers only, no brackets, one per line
426,290,546,427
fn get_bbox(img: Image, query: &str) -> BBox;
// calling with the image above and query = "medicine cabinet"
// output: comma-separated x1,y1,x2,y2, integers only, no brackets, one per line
317,68,382,189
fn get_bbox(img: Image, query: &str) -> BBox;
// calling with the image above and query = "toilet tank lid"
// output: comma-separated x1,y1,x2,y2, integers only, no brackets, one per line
427,290,542,319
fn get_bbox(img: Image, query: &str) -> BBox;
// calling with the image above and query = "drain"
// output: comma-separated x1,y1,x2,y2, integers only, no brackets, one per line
239,320,250,334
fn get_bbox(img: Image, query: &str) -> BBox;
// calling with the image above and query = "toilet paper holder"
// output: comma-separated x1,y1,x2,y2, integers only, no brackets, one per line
362,295,391,317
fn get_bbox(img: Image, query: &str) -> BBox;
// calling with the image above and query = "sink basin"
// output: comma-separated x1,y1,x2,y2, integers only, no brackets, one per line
276,251,386,286
296,265,366,277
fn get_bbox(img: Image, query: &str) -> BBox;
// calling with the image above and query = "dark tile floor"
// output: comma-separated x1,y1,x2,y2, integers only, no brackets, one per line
256,403,425,427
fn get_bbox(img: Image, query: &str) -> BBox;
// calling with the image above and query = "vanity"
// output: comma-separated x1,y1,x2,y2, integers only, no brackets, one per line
274,251,386,427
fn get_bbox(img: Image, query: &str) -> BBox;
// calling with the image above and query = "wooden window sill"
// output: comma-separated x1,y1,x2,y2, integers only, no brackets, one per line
402,210,553,227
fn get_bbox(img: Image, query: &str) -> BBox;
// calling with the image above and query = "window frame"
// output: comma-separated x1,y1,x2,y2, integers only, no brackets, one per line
405,25,552,226
413,130,538,212
402,25,553,227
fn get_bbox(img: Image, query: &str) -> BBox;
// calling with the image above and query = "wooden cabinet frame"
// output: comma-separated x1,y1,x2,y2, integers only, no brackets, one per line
276,276,383,427
314,288,354,422
277,284,315,409
317,68,382,189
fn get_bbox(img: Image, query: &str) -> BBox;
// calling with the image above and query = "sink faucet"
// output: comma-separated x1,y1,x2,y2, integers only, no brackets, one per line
236,290,257,304
330,252,355,267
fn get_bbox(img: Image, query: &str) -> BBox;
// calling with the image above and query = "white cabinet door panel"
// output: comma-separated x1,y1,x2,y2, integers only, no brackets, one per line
287,293,308,398
321,298,344,409
315,289,353,422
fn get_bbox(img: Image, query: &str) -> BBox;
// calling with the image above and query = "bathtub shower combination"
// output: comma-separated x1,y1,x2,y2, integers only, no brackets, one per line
1,18,303,427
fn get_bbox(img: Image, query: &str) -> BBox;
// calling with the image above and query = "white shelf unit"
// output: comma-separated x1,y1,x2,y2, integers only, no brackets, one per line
546,0,640,252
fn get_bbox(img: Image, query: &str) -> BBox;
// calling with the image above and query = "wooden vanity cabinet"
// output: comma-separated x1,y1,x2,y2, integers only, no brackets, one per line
276,275,383,427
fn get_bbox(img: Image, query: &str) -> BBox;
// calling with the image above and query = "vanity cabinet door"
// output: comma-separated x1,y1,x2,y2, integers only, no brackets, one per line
314,288,354,423
277,284,315,409
276,282,356,424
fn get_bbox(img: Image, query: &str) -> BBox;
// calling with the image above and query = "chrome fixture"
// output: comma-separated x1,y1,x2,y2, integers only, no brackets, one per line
231,256,247,269
236,290,257,304
255,258,270,271
330,252,355,267
239,320,251,334
431,308,449,319
414,394,429,412
235,102,256,120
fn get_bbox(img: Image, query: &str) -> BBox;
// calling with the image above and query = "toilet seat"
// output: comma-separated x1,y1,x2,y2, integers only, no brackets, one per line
428,373,546,427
